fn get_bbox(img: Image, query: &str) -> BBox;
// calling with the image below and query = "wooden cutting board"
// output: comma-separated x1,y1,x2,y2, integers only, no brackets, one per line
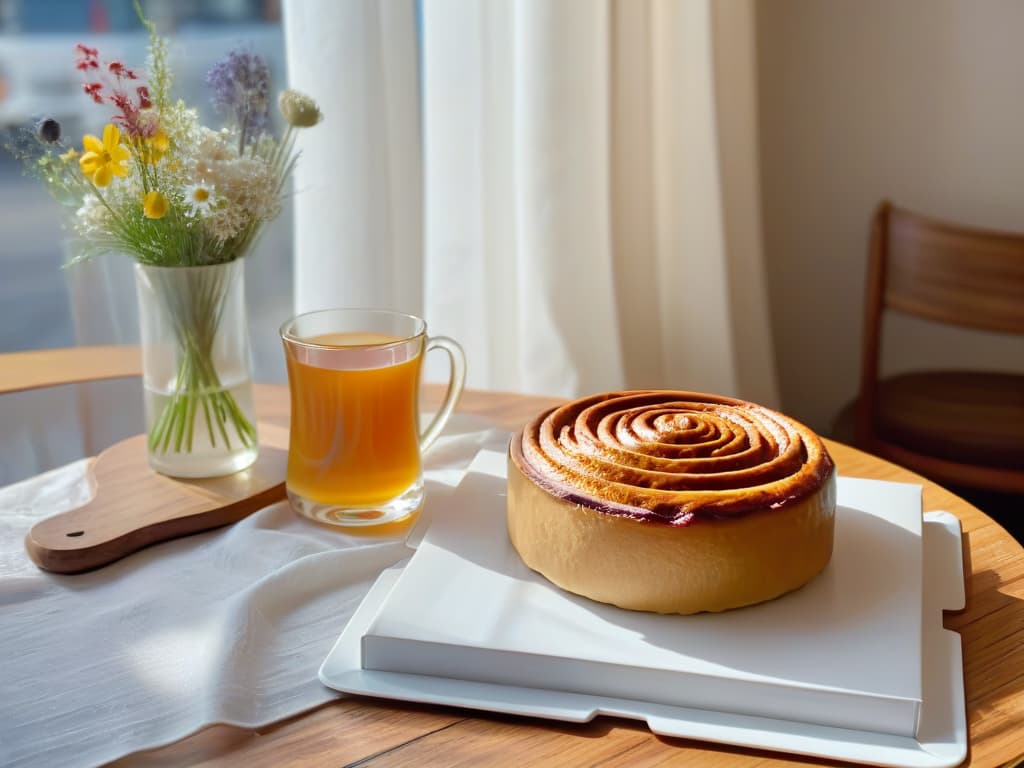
24,422,290,574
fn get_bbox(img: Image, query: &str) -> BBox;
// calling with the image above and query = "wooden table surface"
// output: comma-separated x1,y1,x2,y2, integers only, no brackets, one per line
94,384,1022,768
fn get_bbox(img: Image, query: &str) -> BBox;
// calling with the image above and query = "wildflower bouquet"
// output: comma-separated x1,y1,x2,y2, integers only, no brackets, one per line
6,12,321,476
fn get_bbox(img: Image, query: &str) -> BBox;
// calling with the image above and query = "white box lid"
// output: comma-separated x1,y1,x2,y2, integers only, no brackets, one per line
361,450,924,737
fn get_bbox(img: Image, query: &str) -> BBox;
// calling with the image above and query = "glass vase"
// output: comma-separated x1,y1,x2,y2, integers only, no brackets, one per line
134,260,259,478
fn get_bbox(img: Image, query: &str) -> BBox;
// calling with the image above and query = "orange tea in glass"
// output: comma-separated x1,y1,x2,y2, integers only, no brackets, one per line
280,309,465,527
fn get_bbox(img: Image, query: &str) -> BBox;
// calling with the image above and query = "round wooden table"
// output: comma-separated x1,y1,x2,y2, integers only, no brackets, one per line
104,385,1022,768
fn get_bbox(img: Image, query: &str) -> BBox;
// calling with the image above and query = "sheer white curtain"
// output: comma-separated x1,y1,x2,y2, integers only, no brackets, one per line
285,0,779,405
284,0,423,317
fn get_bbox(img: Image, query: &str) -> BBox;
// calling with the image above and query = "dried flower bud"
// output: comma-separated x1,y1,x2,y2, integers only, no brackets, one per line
278,90,322,128
36,118,61,143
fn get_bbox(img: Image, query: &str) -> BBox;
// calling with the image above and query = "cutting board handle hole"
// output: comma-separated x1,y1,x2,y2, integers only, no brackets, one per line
66,531,84,538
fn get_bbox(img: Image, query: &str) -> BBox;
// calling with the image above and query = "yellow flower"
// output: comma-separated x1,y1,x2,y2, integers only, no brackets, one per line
79,124,130,187
143,190,169,219
139,129,169,164
60,147,80,162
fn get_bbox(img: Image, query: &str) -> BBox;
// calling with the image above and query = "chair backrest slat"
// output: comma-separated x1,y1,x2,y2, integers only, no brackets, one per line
853,201,1024,495
886,207,1024,334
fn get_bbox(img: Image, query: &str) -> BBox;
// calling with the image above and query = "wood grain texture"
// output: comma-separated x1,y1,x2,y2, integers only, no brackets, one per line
852,202,1024,496
871,372,1024,470
112,387,1024,768
106,700,463,768
25,422,288,573
885,204,1024,334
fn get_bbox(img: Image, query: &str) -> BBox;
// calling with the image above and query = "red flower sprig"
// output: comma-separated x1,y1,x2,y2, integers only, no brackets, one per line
76,43,153,137
75,44,99,70
107,61,138,79
83,82,103,104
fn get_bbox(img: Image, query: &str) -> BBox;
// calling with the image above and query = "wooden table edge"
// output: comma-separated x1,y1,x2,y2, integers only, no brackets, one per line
84,384,1024,767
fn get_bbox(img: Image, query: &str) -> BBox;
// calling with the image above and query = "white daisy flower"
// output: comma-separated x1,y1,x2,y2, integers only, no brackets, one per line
184,182,216,218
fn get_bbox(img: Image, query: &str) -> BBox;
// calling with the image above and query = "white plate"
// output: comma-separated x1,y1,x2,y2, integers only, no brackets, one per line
320,454,966,768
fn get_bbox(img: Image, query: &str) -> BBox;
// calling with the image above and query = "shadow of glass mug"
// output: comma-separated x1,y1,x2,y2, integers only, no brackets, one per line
280,308,466,528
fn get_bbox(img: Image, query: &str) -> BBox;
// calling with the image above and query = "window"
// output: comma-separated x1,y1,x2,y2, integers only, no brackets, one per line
0,0,291,385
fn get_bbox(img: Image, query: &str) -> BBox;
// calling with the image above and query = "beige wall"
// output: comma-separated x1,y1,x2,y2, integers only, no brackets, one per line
756,0,1024,434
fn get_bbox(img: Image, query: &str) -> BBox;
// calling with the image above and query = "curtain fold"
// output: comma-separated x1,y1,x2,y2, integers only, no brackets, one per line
285,0,779,405
422,0,778,402
284,0,423,317
423,0,626,396
710,0,780,407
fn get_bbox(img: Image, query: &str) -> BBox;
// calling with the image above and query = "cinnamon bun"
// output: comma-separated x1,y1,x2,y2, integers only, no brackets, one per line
507,391,836,614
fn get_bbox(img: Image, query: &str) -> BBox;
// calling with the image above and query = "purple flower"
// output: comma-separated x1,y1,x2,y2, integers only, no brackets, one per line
206,48,270,146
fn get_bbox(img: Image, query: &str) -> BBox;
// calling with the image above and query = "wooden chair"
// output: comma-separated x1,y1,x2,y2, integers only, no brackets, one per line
0,346,143,485
0,346,142,396
848,201,1024,495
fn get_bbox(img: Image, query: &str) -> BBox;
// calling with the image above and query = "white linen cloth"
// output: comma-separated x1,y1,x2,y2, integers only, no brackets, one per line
0,421,509,768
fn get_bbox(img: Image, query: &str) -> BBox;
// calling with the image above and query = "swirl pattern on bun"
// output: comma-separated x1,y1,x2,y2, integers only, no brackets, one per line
515,390,834,525
508,391,837,614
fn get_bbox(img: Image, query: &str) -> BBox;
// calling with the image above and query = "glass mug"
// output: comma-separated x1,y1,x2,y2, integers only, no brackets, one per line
280,308,466,527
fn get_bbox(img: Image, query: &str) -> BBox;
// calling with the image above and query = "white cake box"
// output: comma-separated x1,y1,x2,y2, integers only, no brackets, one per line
321,449,966,767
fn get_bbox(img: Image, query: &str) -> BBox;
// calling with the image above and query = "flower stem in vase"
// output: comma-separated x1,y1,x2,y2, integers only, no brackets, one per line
137,261,258,478
1,10,322,478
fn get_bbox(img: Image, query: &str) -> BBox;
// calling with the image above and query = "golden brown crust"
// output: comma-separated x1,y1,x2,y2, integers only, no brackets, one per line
506,390,838,614
512,390,834,525
507,451,836,614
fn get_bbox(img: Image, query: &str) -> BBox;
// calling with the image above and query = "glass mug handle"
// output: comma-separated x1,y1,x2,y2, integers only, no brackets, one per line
420,336,467,452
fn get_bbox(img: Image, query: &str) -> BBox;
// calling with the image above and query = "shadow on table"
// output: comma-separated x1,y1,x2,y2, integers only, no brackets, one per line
951,486,1024,546
946,529,1024,763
